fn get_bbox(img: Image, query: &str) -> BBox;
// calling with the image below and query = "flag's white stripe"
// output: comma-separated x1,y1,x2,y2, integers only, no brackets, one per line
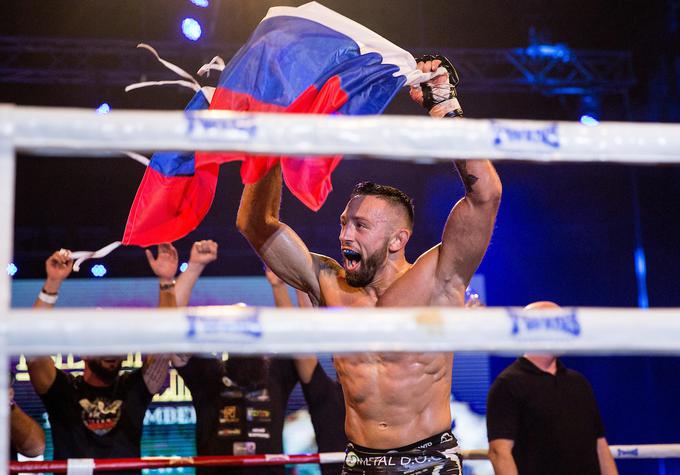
262,2,427,86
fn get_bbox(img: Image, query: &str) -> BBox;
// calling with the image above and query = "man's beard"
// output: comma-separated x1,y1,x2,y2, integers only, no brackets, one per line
225,356,271,389
87,359,122,385
345,242,389,288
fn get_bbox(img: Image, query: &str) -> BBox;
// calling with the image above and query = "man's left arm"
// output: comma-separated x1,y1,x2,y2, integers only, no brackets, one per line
175,240,218,307
418,57,501,295
380,58,501,306
434,158,501,293
597,438,619,475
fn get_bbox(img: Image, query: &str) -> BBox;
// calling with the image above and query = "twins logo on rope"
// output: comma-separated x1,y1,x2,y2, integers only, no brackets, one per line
616,448,639,457
186,112,257,142
491,120,560,152
185,313,263,342
508,308,581,339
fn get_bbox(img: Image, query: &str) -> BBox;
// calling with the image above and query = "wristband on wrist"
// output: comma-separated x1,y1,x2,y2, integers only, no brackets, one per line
159,280,176,291
38,291,58,304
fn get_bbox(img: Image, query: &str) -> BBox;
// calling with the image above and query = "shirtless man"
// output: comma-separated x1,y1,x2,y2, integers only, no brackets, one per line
237,57,501,475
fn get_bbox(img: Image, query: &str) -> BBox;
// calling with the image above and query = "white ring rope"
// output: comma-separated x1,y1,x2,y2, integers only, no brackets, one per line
4,105,680,163
459,445,680,460
6,306,680,356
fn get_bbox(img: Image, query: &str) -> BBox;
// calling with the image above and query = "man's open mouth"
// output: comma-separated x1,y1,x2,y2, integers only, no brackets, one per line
342,249,362,272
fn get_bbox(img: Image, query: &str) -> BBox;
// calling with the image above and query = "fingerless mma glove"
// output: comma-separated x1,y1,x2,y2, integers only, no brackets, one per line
415,54,463,118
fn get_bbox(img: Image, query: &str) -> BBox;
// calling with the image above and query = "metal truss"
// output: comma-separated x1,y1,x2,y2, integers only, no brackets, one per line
435,47,636,95
1,36,634,95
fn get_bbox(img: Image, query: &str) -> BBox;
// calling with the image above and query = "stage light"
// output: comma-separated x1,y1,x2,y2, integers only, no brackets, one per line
189,0,209,7
182,18,202,41
6,263,17,277
96,103,111,114
91,264,107,277
634,247,649,308
579,114,599,126
180,262,189,273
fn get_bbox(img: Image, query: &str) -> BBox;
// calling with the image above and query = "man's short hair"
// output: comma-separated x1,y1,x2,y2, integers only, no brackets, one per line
350,182,414,229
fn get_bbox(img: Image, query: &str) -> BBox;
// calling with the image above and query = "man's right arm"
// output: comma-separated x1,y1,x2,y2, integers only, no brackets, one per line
488,439,519,475
29,250,73,393
236,164,323,304
10,398,46,457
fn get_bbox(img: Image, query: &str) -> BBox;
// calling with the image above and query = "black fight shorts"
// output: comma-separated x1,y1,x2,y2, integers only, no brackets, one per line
341,430,462,475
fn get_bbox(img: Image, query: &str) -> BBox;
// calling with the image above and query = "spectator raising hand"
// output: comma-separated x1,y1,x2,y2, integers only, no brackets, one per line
146,243,179,308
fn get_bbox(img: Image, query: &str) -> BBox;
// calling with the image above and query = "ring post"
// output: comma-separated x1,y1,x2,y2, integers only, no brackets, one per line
0,105,17,475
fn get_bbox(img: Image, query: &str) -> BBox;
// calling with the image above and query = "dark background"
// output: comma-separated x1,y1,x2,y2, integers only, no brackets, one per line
3,1,680,474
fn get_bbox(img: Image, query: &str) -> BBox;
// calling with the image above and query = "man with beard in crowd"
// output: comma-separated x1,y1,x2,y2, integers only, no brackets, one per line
28,249,171,475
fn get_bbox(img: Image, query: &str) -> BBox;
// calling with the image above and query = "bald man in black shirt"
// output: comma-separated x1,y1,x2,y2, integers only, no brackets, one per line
486,302,618,475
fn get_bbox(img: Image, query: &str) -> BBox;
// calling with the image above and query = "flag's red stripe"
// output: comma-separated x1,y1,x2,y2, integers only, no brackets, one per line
198,76,348,211
122,165,219,247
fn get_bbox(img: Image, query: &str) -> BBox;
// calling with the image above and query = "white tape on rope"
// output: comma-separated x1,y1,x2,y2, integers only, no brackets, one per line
319,452,346,464
6,106,680,163
6,306,680,356
66,458,95,475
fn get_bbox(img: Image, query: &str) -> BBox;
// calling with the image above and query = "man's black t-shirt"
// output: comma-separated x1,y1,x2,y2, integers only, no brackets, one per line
178,356,299,475
486,357,605,475
301,362,346,475
40,369,152,475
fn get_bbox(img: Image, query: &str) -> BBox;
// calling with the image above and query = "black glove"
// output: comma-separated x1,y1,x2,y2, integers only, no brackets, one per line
414,54,463,118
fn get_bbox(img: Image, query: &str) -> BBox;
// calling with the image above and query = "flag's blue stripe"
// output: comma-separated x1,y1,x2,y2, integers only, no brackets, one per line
149,89,210,177
218,15,400,108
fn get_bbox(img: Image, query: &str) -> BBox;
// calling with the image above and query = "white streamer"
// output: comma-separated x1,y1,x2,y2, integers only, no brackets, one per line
125,43,201,93
124,151,150,166
70,241,122,272
197,56,226,77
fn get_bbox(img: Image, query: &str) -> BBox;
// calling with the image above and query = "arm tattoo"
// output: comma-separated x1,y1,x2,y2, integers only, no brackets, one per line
455,160,479,194
318,255,343,275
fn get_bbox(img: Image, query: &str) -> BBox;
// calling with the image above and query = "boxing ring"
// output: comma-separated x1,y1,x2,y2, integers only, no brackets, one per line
2,105,680,474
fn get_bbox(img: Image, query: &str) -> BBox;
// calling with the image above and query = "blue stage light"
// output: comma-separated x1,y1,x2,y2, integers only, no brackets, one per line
181,18,202,41
634,247,649,308
180,262,189,273
189,0,209,7
579,114,599,126
96,103,111,114
91,264,107,277
6,263,17,277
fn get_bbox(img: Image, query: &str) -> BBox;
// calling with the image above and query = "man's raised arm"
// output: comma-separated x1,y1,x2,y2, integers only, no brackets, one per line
29,250,73,395
380,57,501,307
236,164,323,304
435,158,501,289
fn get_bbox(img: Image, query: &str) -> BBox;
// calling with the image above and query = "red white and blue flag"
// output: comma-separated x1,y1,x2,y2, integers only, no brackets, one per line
123,1,427,247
